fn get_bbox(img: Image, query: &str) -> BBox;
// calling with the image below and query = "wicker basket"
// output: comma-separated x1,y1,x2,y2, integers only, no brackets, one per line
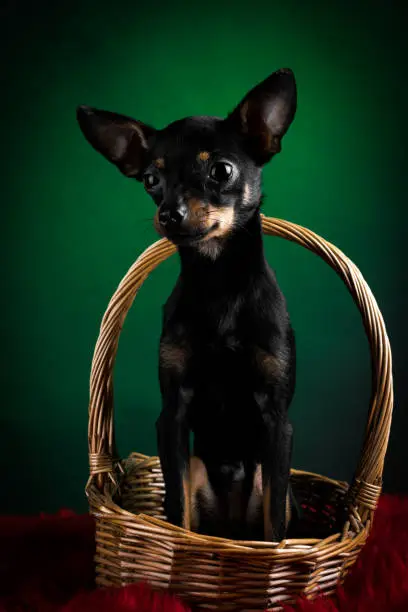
86,215,393,611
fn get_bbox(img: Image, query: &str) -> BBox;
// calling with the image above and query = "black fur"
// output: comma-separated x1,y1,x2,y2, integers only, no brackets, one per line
77,68,300,541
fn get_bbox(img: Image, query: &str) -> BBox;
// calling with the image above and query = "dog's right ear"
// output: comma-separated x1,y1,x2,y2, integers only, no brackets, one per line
76,106,156,179
226,69,297,165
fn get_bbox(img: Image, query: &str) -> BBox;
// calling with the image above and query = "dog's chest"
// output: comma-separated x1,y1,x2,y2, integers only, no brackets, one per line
193,327,247,369
188,337,264,458
189,335,257,410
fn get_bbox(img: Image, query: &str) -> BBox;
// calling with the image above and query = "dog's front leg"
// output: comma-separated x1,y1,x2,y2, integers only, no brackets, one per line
156,336,193,530
255,390,293,542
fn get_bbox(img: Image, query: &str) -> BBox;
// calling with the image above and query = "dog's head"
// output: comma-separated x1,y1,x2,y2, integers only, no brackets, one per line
77,68,296,258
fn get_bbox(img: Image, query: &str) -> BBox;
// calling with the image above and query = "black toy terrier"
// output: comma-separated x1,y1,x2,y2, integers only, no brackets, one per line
77,68,299,542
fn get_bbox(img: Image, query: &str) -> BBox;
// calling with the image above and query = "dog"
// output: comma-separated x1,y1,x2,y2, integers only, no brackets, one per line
77,67,299,542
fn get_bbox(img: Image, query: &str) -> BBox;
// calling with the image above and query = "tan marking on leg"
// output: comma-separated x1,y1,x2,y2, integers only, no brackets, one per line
154,157,165,168
249,465,291,538
263,482,273,541
189,457,218,532
285,488,292,529
159,341,190,374
182,473,191,531
247,464,263,526
197,151,210,161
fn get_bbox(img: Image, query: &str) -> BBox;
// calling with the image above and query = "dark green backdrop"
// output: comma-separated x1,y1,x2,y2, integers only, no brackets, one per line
1,0,407,514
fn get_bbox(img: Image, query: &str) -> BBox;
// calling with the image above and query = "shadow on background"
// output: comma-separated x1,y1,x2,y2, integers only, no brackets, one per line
1,0,407,514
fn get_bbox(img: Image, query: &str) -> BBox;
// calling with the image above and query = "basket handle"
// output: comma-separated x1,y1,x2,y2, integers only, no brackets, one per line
87,215,393,522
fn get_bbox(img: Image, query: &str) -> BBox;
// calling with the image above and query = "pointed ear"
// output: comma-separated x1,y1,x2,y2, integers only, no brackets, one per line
76,106,156,179
226,68,297,165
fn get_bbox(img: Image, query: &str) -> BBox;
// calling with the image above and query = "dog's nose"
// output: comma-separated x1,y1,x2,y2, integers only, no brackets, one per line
159,204,187,228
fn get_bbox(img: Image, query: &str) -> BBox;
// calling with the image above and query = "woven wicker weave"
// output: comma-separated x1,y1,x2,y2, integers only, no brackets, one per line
86,215,393,611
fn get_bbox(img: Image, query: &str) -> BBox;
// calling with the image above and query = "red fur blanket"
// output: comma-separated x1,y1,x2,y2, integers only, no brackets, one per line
1,495,407,611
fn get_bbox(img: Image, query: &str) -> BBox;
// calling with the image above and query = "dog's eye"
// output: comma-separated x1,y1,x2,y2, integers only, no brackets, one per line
143,173,160,189
209,162,233,183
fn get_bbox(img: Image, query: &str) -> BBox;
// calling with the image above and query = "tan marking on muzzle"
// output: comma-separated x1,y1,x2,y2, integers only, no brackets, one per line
185,199,234,237
202,204,235,238
185,198,207,230
187,197,207,215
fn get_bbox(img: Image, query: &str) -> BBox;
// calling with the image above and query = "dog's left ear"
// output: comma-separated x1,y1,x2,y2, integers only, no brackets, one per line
76,106,156,179
226,68,297,165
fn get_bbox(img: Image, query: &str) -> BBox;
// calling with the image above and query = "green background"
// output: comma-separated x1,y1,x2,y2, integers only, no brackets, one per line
1,0,407,514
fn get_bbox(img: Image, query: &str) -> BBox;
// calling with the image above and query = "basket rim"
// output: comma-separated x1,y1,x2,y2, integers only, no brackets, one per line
87,214,394,537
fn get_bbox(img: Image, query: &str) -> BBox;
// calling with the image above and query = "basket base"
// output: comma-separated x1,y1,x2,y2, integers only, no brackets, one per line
87,453,370,611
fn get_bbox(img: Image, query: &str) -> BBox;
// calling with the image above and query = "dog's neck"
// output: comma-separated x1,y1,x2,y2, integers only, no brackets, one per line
178,209,267,294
